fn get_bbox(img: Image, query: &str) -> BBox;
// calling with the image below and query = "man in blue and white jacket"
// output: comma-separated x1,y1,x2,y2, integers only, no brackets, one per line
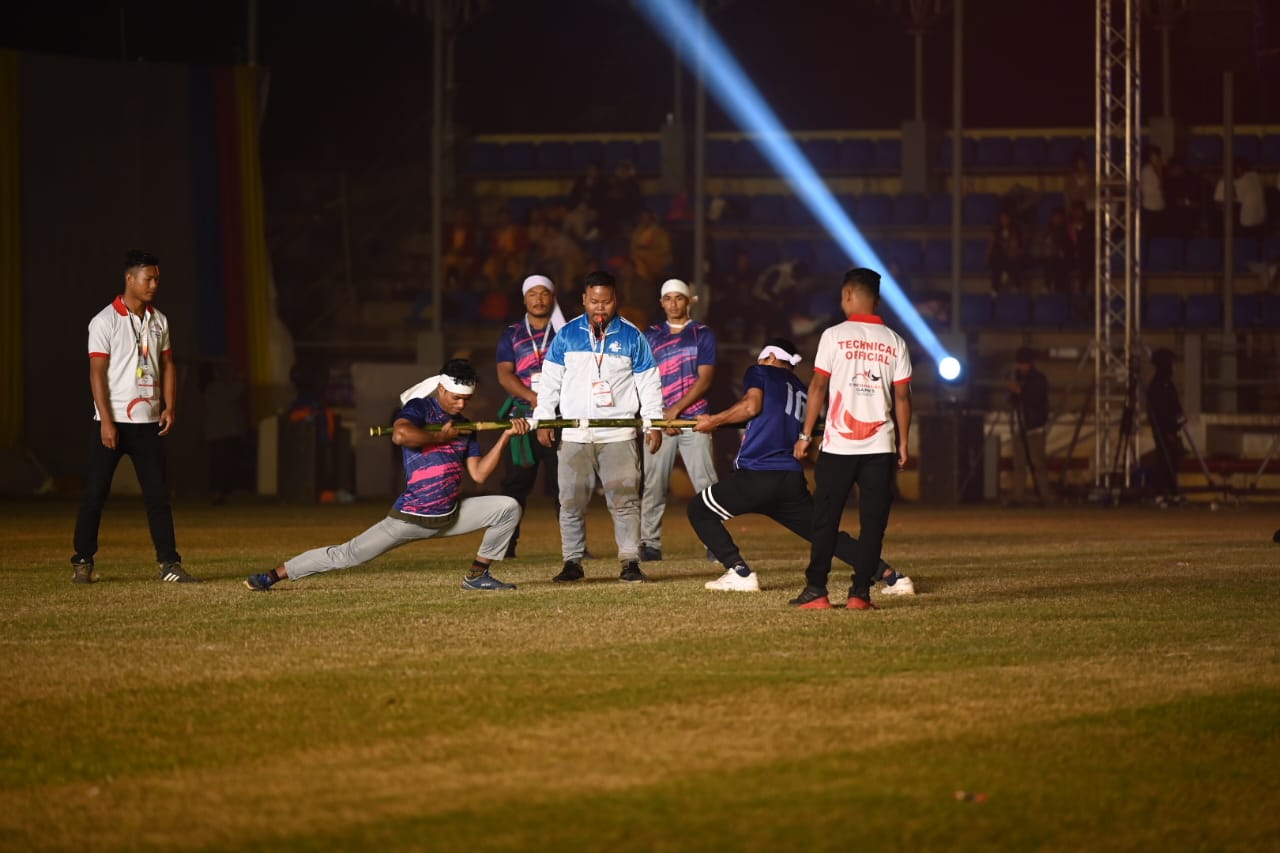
533,270,665,584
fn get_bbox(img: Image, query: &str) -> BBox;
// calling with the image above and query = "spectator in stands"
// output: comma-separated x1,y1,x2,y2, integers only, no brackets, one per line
569,161,607,215
562,197,601,262
442,207,479,288
1141,145,1167,237
1063,151,1096,215
482,208,531,286
1038,207,1074,294
1164,156,1207,240
1214,158,1267,240
986,208,1026,293
629,208,673,285
1067,200,1093,293
528,210,587,293
602,160,646,252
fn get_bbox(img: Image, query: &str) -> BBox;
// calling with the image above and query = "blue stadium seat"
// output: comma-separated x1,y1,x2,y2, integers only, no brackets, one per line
837,138,874,172
1264,239,1280,263
781,238,815,269
1232,238,1261,270
1232,293,1262,328
706,139,735,174
1145,237,1184,273
711,238,738,273
570,141,603,171
992,292,1031,327
736,140,768,174
748,239,779,270
1232,135,1260,165
803,138,839,171
718,193,751,224
784,195,815,226
1261,134,1280,167
962,193,1000,226
975,137,1014,169
467,141,502,173
1185,237,1223,273
506,196,541,223
922,240,952,276
927,193,953,226
536,141,571,173
635,139,661,175
749,194,786,225
962,238,988,275
891,193,929,226
937,136,975,169
1037,192,1066,225
854,193,892,226
603,140,636,171
1046,136,1084,168
873,138,902,171
886,239,923,276
815,241,850,275
834,193,858,221
1144,293,1183,329
1261,293,1280,328
1184,294,1222,328
1186,134,1223,168
1012,137,1048,169
1032,293,1071,328
959,292,992,327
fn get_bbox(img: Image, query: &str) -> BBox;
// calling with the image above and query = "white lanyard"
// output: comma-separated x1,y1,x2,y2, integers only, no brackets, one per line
524,316,551,365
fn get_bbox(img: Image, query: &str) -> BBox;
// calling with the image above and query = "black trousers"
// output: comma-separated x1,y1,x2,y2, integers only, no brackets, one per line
805,451,896,596
73,421,180,564
687,468,880,573
499,435,559,552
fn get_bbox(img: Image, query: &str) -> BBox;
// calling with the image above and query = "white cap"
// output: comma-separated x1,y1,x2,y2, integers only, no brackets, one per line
659,278,691,298
522,274,554,296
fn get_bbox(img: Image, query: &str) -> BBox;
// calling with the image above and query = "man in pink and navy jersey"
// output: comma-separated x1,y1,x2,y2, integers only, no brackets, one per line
791,267,913,611
245,359,530,592
639,278,718,561
71,250,196,584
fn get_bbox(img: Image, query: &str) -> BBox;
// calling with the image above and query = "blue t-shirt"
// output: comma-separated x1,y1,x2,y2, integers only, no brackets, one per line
391,395,480,518
735,364,807,472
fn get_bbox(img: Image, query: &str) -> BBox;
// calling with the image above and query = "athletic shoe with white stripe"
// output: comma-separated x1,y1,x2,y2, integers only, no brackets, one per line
879,575,916,596
157,562,200,583
705,566,760,592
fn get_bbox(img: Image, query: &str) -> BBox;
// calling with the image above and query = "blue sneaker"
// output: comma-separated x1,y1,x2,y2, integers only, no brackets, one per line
244,572,276,592
461,570,517,591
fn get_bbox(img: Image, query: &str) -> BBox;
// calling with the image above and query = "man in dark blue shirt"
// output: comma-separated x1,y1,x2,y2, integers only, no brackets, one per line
687,338,912,595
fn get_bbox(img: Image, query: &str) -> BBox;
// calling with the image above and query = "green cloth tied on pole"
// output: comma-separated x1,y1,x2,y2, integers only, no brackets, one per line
498,396,535,467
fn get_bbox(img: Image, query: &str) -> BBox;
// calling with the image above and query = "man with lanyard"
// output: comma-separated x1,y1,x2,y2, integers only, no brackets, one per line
531,270,665,583
639,278,718,562
244,360,530,592
71,250,197,584
689,338,912,595
495,274,567,558
791,268,912,611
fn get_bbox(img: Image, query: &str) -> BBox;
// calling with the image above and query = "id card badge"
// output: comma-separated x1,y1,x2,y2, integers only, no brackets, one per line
590,379,615,407
529,371,542,395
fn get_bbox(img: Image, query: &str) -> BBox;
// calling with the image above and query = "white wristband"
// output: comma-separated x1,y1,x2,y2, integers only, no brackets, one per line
642,418,655,432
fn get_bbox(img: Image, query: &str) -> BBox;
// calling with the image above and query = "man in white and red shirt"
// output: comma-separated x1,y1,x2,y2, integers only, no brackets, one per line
71,250,197,583
791,267,912,610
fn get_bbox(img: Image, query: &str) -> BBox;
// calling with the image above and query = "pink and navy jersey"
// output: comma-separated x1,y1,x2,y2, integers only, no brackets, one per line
644,320,717,417
496,319,557,388
390,395,480,519
736,364,807,472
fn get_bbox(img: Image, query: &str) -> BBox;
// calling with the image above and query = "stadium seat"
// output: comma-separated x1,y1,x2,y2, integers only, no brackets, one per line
834,193,858,220
1144,293,1183,329
837,138,874,172
975,137,1014,169
1183,293,1222,328
783,195,815,226
749,194,786,226
1232,134,1260,165
635,139,661,175
711,238,738,273
891,193,929,226
961,238,988,275
886,239,923,276
854,193,892,226
815,241,850,275
706,138,735,174
991,292,1031,327
1260,293,1280,328
1232,293,1262,328
736,140,768,174
780,238,815,269
1032,292,1071,328
1232,238,1261,270
1012,137,1048,169
1145,237,1184,273
959,292,992,327
962,193,1000,226
506,196,541,223
803,138,839,171
747,239,779,270
926,193,953,226
1264,239,1280,263
1184,237,1223,273
873,138,902,171
1186,134,1223,168
569,140,603,171
807,288,841,320
603,140,636,171
937,136,975,170
922,240,952,277
467,141,502,173
1261,134,1280,167
536,141,571,173
1046,136,1084,168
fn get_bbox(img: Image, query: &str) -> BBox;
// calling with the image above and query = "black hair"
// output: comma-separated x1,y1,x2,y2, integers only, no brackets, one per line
842,267,881,300
763,336,800,359
582,270,617,291
125,249,160,271
440,358,479,387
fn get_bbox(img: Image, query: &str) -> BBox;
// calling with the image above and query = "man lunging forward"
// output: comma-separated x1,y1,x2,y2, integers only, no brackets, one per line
688,338,912,595
245,359,529,592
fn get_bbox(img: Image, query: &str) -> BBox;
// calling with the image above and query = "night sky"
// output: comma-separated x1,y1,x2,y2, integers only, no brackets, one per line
4,0,1278,169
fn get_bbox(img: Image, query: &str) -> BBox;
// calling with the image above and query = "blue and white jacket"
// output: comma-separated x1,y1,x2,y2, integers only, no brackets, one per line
532,312,664,444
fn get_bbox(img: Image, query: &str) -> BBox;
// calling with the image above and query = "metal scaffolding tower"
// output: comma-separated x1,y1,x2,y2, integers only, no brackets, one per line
1093,0,1143,496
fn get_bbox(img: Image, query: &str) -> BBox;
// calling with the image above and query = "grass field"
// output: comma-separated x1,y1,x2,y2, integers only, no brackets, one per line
1,496,1278,852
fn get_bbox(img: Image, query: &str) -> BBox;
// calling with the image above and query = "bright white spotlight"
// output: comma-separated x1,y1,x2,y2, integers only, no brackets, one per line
636,0,961,372
938,356,963,382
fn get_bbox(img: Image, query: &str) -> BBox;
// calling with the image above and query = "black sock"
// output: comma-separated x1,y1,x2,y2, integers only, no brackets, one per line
468,560,488,579
733,562,751,577
267,568,282,583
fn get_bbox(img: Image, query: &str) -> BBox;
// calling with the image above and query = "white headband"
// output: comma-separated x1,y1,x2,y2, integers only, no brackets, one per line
399,373,477,405
660,278,695,300
758,345,802,366
522,274,567,332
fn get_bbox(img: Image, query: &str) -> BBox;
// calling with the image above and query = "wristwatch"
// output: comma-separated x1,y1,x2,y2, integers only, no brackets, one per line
797,433,811,441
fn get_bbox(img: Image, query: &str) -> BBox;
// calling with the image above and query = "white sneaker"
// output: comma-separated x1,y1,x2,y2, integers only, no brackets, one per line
879,575,916,596
705,568,760,592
